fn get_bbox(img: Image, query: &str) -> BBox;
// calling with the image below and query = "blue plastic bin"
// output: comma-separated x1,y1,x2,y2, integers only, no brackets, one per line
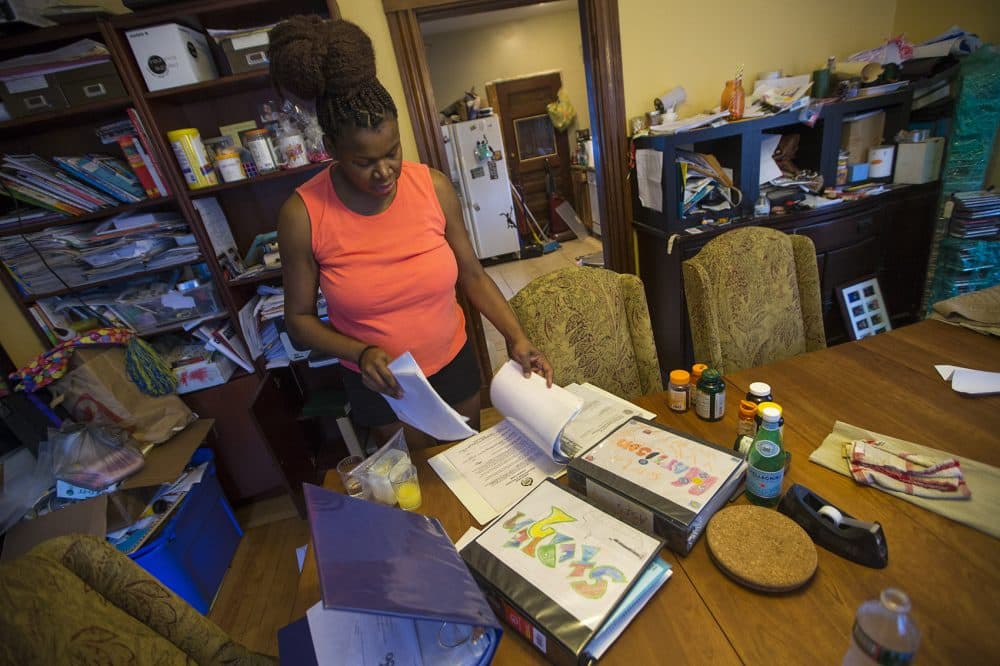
130,448,242,614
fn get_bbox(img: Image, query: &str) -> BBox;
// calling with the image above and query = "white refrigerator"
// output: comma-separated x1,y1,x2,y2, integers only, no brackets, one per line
443,117,521,259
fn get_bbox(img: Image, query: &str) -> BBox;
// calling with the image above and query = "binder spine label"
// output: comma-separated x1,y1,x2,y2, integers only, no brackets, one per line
586,478,655,533
501,600,546,654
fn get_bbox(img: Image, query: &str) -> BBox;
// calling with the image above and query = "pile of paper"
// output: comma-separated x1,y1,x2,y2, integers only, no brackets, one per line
238,285,331,369
0,212,198,296
676,149,739,217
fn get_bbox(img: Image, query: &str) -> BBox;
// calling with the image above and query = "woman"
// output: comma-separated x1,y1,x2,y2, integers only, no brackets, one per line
270,16,552,448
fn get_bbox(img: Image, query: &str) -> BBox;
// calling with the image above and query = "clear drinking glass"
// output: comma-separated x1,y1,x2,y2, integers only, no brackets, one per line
389,460,422,511
336,455,370,500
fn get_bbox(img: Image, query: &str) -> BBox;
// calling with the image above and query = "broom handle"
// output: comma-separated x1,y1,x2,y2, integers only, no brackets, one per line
510,184,550,241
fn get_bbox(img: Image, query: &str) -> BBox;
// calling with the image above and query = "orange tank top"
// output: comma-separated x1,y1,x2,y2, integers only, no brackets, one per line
296,161,466,374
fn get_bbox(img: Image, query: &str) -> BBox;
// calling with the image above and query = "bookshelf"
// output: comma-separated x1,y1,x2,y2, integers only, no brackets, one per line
0,0,340,503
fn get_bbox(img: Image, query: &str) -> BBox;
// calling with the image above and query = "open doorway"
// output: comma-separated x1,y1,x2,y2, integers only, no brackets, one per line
384,0,631,396
419,1,603,372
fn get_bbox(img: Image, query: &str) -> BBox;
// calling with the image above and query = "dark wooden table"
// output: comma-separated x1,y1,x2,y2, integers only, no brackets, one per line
292,320,1000,664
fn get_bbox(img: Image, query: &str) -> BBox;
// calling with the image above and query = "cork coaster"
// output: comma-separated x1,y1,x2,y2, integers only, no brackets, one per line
706,505,817,592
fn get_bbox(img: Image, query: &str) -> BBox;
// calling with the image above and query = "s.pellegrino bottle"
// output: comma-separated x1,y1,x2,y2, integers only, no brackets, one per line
843,589,920,665
744,405,784,507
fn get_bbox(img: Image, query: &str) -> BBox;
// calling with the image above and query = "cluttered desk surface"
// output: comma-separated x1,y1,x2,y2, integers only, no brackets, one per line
291,320,1000,664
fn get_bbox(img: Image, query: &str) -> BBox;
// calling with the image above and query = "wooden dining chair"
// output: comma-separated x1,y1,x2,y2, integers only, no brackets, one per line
508,266,662,399
682,226,826,375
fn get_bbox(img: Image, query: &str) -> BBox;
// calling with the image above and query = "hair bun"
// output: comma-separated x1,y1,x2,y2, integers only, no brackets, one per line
269,16,376,101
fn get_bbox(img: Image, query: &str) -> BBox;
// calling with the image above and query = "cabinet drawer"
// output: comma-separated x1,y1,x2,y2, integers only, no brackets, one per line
821,236,881,298
794,212,881,254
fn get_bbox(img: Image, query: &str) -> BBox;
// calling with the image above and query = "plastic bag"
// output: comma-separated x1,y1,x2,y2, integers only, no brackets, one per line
49,422,145,491
546,88,576,131
0,445,54,536
350,429,410,505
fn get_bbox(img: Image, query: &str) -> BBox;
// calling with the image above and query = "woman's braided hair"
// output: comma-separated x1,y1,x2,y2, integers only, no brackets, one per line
269,16,397,143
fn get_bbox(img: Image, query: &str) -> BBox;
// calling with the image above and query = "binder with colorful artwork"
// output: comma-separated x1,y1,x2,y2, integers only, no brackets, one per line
567,417,747,555
278,483,502,665
460,479,670,666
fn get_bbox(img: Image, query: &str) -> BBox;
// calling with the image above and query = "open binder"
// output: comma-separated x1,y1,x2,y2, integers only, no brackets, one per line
278,484,503,665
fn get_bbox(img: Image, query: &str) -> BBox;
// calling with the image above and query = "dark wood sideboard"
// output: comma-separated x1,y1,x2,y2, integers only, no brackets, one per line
635,182,940,372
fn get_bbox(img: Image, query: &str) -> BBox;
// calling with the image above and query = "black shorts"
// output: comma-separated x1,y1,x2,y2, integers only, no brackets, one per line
340,339,480,427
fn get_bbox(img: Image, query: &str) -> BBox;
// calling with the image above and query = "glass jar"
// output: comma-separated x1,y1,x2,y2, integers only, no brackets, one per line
667,369,691,413
243,128,278,174
746,382,773,406
695,368,726,421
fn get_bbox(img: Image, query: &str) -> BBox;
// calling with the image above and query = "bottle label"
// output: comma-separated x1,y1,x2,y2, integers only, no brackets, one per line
851,619,915,665
754,440,780,458
747,463,783,499
667,387,687,412
695,389,725,419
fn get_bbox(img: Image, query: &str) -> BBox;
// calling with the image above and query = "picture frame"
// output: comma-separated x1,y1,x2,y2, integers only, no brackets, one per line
836,276,892,340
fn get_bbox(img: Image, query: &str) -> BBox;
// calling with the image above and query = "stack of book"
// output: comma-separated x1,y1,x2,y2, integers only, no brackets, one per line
97,109,169,199
1,154,118,217
949,191,1000,239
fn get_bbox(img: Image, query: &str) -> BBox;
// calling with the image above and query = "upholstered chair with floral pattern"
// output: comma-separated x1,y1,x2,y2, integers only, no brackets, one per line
509,266,663,399
0,535,274,665
683,226,826,375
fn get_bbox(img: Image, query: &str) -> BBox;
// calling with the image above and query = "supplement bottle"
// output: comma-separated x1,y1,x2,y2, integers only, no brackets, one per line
667,370,691,413
694,368,725,421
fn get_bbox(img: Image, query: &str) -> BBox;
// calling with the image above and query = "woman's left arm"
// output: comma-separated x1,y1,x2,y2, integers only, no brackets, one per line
433,168,553,385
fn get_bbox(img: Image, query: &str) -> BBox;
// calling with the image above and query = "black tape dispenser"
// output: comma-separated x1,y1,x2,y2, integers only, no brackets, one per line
778,484,888,569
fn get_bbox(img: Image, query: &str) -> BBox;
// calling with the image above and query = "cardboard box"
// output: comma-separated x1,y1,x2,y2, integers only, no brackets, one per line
893,138,945,184
125,23,219,92
54,61,127,107
840,111,885,165
217,27,271,75
0,419,213,561
170,349,236,394
0,73,68,118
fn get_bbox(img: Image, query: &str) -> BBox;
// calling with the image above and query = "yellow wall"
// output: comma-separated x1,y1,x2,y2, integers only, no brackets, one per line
424,8,590,134
893,0,1000,44
619,0,896,123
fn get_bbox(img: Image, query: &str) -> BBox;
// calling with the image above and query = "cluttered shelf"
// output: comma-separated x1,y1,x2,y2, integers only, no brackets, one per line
0,97,132,138
20,255,205,303
0,197,175,238
143,70,272,104
189,160,332,199
228,266,282,287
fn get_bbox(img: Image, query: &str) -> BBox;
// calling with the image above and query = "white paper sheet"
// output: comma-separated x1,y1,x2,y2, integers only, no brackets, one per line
561,383,655,457
431,420,566,525
454,526,481,551
490,360,583,462
635,149,663,213
306,602,421,666
935,364,1000,395
759,134,782,185
384,352,477,441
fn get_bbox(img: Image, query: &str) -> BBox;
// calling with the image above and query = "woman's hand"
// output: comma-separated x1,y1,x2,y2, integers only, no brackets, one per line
358,346,403,398
509,337,553,387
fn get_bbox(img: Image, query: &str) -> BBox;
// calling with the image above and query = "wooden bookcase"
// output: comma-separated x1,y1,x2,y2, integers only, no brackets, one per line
630,80,954,371
0,0,339,503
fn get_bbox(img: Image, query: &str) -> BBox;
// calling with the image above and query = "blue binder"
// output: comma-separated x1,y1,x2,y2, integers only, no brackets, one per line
278,483,502,665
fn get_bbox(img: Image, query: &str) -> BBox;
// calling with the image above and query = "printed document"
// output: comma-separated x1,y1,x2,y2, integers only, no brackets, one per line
429,361,655,524
384,352,477,441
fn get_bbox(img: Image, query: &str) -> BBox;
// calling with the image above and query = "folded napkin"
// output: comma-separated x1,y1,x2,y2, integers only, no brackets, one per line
843,438,971,499
930,284,1000,335
810,421,1000,538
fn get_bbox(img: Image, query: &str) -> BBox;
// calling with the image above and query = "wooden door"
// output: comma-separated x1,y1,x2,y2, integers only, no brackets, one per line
487,72,571,230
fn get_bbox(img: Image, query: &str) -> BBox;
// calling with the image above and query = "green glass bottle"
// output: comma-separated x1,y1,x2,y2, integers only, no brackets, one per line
745,405,785,507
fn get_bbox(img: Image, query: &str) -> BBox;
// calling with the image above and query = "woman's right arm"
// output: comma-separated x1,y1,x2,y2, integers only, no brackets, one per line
277,195,401,396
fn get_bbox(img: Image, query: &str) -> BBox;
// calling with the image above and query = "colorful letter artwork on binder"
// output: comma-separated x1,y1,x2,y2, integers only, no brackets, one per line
581,420,738,512
476,481,661,631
